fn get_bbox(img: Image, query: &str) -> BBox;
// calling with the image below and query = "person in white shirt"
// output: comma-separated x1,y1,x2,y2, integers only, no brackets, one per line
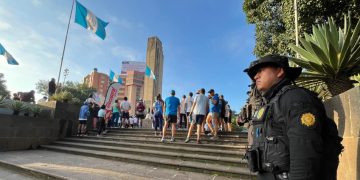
179,95,187,130
185,88,209,144
185,92,193,129
120,97,131,128
224,102,232,132
97,105,107,136
85,94,96,104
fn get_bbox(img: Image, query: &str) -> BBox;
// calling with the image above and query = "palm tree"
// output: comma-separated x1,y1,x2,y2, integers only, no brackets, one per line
289,13,360,97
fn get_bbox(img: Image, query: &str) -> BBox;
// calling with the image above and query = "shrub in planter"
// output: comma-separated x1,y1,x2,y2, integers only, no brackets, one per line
50,91,73,103
7,100,26,115
31,105,42,117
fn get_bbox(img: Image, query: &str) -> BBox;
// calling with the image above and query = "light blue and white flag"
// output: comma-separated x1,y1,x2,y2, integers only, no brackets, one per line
145,65,156,80
109,70,115,82
0,43,19,65
114,75,123,84
75,1,109,40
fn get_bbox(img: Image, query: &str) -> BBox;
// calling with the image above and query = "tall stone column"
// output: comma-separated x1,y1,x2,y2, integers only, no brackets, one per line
143,37,164,109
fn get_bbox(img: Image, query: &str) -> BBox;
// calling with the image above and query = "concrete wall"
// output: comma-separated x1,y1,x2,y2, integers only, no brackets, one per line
0,101,80,151
0,114,59,151
323,86,360,180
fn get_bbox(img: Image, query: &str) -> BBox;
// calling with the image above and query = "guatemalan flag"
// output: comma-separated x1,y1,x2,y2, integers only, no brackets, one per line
109,70,115,82
145,65,156,80
109,70,123,84
75,1,109,40
0,43,19,65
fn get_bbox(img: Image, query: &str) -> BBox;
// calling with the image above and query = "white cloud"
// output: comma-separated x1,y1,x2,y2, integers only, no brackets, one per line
111,46,142,61
0,22,12,30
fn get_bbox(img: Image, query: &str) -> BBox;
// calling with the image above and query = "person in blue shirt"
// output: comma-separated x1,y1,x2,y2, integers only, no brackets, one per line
161,90,180,143
153,94,165,136
77,102,91,136
205,89,220,140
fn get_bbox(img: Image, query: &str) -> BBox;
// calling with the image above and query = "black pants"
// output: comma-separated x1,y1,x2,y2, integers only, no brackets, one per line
97,117,106,135
179,113,187,128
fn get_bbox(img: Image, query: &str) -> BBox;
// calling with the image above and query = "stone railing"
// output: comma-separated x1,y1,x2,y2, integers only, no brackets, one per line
323,86,360,180
0,101,80,151
0,114,59,151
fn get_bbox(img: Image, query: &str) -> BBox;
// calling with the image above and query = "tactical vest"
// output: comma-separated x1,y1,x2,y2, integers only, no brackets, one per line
249,85,296,173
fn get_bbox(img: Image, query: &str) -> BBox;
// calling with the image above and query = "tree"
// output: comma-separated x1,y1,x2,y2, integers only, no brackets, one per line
36,80,96,104
35,80,49,96
289,13,360,97
53,81,96,104
243,0,360,57
0,73,10,98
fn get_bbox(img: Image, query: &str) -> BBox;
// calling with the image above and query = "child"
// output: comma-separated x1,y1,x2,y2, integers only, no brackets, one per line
97,105,107,137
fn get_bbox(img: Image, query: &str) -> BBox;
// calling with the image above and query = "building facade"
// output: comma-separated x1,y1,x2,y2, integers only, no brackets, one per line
83,68,109,98
120,61,146,75
143,36,164,108
124,70,144,115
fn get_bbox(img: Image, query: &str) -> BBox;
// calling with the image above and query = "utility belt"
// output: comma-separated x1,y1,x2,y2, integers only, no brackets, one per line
246,148,289,180
245,136,288,173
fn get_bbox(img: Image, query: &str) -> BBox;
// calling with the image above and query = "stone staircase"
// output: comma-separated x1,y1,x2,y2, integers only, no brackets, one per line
0,128,255,179
40,128,254,179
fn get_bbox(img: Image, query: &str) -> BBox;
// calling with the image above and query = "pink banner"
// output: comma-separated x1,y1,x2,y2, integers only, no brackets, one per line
104,82,121,110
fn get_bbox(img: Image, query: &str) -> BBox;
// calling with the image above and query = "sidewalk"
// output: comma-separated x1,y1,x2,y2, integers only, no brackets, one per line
0,150,244,180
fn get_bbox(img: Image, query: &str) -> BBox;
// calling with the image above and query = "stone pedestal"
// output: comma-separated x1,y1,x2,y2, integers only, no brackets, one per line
324,86,360,180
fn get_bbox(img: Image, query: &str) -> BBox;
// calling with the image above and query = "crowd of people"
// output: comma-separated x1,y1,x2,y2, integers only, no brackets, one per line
76,95,147,136
76,88,233,145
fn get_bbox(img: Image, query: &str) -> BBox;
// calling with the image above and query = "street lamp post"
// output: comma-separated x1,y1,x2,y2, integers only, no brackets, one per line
294,0,299,58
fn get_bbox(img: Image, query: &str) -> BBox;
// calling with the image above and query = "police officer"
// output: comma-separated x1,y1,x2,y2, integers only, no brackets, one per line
244,55,335,180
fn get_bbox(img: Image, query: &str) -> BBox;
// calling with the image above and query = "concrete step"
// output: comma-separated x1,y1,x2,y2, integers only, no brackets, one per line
63,138,246,158
76,135,247,150
0,167,38,180
85,132,247,145
0,159,66,179
103,131,247,140
51,141,248,167
42,145,253,179
102,128,247,136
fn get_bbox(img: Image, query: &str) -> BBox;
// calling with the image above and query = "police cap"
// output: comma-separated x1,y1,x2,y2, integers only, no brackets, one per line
244,55,302,80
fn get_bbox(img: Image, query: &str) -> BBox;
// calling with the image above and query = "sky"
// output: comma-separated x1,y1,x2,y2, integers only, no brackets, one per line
0,0,256,112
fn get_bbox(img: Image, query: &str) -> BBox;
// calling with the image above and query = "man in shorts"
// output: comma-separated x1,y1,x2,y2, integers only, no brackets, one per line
185,92,194,129
185,88,208,144
161,90,180,143
120,97,131,128
205,89,220,139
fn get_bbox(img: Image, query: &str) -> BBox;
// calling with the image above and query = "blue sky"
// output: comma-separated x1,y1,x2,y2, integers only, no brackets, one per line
0,0,255,112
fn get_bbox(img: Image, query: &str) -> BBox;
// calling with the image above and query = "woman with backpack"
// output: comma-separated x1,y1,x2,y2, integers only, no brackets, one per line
135,98,146,128
153,94,164,136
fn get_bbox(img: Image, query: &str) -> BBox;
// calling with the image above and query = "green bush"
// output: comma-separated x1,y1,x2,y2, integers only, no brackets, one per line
7,100,26,115
31,105,42,117
50,91,73,103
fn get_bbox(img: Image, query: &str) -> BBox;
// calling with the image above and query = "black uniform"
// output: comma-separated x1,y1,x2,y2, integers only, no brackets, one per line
244,55,341,180
252,78,326,179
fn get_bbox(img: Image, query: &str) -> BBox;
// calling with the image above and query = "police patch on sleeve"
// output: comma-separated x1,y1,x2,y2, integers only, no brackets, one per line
300,113,316,127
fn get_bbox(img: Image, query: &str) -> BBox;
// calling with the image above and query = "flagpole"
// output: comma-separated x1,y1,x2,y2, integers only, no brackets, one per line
57,0,75,86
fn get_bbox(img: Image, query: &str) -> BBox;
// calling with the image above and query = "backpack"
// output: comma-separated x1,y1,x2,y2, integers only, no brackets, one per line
136,102,145,113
